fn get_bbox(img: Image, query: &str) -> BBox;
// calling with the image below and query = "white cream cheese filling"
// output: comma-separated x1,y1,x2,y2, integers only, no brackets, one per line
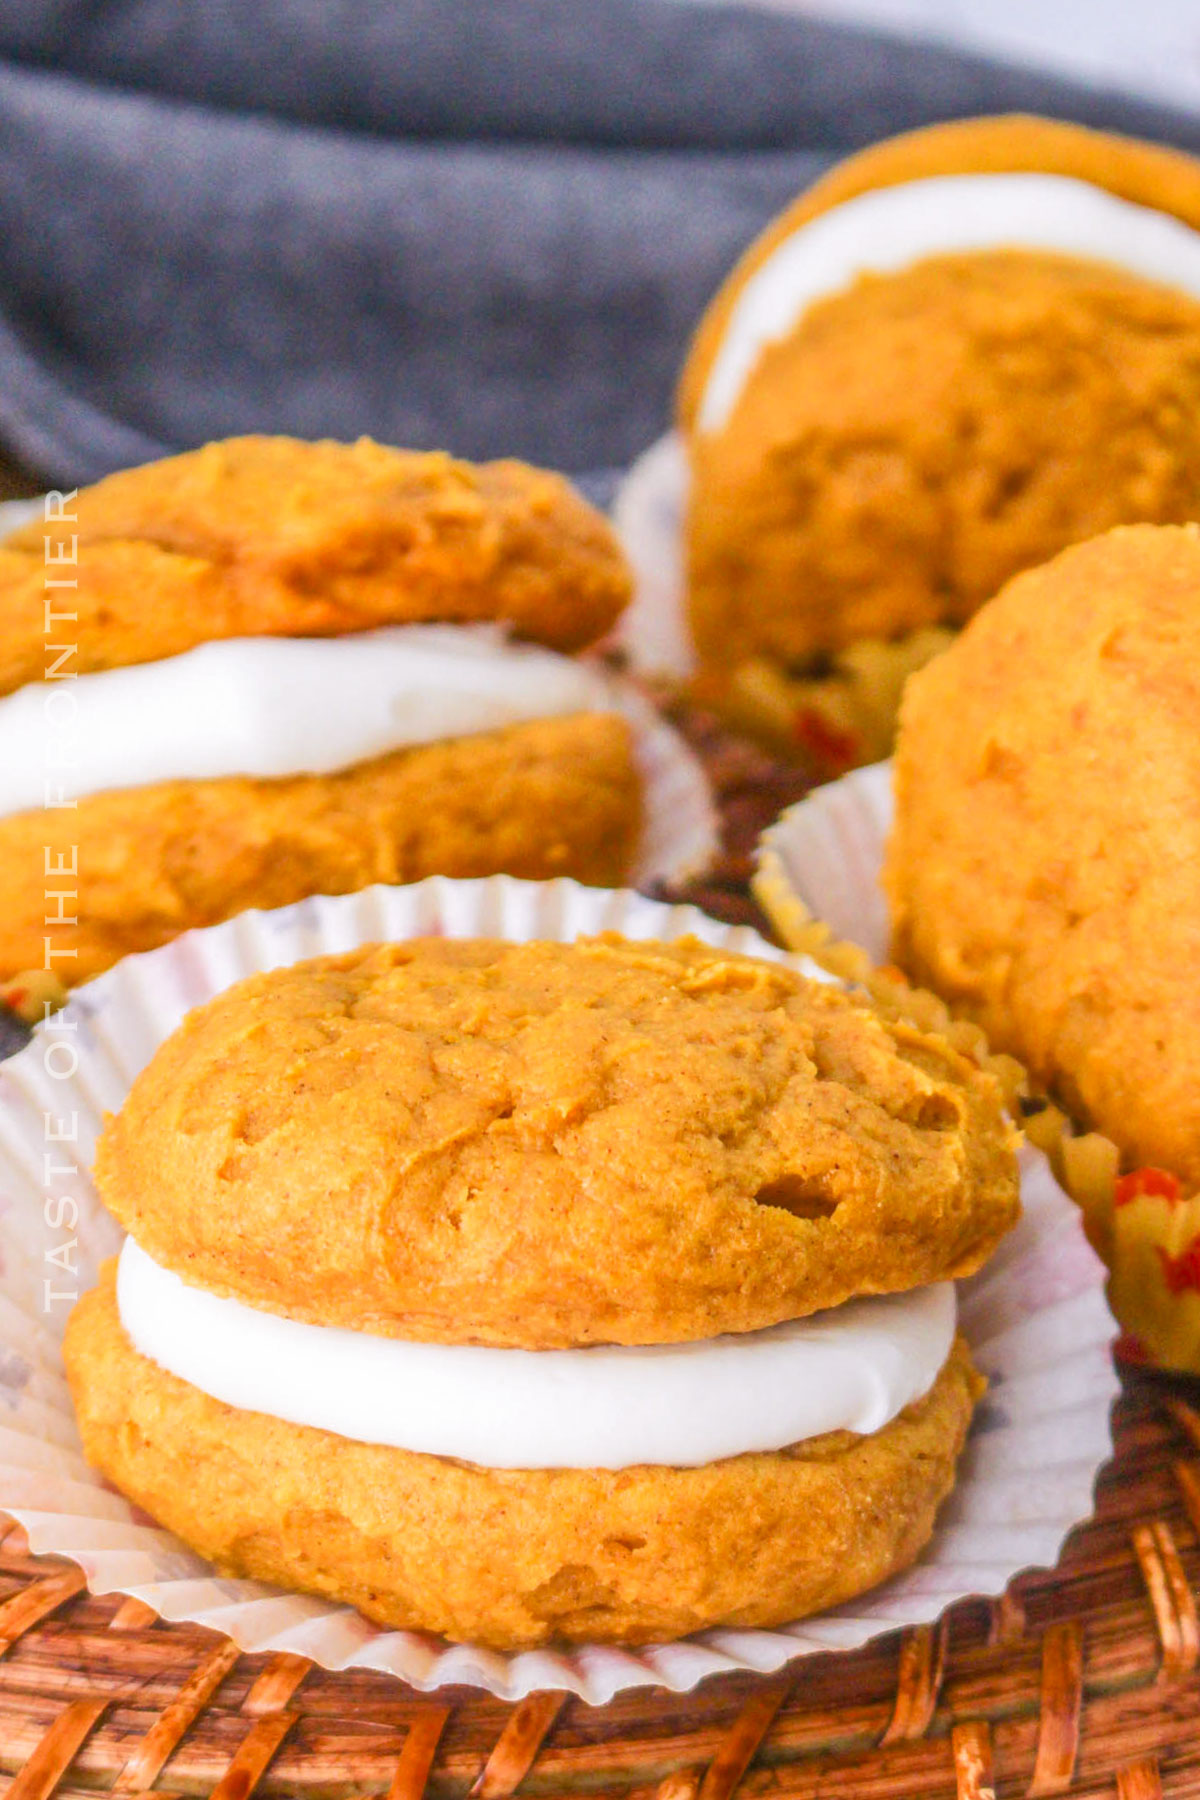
1,622,619,815
699,171,1200,433
116,1236,957,1471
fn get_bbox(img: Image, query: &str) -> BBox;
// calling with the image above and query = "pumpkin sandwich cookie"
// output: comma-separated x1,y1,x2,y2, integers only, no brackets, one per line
65,931,1018,1649
622,115,1200,772
0,435,713,995
885,521,1200,1371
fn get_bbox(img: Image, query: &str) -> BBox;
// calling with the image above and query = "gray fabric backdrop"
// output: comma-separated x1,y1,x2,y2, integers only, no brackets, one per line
1,0,1199,486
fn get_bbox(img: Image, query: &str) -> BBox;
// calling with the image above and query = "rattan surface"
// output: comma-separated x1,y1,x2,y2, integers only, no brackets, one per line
1,1378,1198,1797
2,712,1197,1797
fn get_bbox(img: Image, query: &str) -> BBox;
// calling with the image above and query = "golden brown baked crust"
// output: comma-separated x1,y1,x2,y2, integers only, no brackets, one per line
64,1268,981,1648
1,711,640,987
679,113,1200,428
885,522,1200,1186
0,436,630,697
95,934,1019,1347
679,115,1200,684
687,250,1200,666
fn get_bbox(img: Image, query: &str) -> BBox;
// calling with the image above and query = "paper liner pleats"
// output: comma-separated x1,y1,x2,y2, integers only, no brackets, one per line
611,431,694,680
754,764,1200,1376
755,759,895,964
0,874,1117,1701
606,674,717,885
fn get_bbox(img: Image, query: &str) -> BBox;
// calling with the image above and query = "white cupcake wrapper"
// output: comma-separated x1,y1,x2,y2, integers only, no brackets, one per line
611,431,695,680
0,493,718,893
0,874,1117,1703
607,673,717,886
0,497,44,534
757,759,896,964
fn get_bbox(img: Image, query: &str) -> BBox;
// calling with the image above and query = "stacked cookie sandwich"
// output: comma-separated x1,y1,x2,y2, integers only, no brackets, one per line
65,930,1018,1648
642,115,1200,769
0,435,645,988
886,522,1200,1369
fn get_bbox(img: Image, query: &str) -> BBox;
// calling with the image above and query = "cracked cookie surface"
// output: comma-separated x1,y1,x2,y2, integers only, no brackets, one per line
0,435,630,695
96,933,1019,1348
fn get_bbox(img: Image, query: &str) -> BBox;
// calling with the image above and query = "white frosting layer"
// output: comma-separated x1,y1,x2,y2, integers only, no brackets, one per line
3,623,616,815
116,1237,956,1471
699,172,1200,433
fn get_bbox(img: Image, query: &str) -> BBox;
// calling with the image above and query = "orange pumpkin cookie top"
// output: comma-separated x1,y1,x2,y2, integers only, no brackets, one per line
886,521,1200,1187
670,115,1200,681
95,933,1018,1349
0,435,630,697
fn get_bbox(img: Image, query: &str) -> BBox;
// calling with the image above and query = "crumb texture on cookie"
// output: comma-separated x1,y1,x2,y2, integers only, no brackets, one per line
0,712,640,986
96,934,1018,1347
0,436,630,695
64,1267,981,1648
687,250,1200,664
886,522,1200,1185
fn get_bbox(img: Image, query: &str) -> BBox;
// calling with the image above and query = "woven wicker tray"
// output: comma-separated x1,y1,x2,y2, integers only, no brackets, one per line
1,1377,1197,1798
2,710,1198,1798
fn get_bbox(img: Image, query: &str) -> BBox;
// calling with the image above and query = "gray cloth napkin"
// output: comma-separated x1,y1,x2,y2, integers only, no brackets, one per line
0,0,1198,485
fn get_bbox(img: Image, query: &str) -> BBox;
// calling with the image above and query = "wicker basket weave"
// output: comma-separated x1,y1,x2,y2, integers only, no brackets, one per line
2,708,1197,1797
1,1379,1198,1797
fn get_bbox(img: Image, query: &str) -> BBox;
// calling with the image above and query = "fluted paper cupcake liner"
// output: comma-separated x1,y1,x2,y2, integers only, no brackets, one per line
611,431,694,679
755,759,896,964
0,875,1117,1702
606,674,717,885
755,763,1200,1375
